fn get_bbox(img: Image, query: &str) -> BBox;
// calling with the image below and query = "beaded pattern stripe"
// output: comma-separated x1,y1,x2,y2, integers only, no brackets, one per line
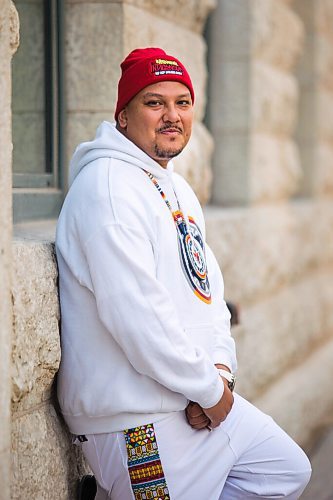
124,423,170,500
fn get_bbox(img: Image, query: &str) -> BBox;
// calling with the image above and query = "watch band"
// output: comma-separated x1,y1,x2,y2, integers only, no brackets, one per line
218,369,236,392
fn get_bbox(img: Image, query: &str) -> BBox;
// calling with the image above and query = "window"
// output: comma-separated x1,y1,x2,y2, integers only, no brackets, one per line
12,0,64,222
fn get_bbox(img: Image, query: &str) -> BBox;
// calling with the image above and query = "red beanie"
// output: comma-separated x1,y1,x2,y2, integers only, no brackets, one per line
114,47,195,121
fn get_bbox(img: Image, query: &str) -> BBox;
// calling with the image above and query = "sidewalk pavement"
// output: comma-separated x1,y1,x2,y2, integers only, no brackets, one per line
301,425,333,499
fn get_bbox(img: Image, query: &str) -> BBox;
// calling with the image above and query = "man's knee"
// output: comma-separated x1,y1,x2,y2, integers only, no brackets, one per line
284,459,312,499
223,448,311,499
271,450,312,499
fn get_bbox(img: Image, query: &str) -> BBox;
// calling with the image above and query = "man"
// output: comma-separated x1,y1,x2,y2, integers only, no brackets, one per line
56,48,311,499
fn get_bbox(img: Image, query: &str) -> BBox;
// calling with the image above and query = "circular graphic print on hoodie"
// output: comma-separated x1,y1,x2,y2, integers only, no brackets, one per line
173,212,211,304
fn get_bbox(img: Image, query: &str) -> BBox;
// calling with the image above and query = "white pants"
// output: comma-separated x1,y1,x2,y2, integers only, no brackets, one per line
79,394,311,499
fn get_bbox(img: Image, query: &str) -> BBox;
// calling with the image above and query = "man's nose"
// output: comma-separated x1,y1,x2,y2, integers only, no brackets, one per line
162,104,180,122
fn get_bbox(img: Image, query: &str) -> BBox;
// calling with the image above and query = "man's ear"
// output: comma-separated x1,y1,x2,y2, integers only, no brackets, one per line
117,108,128,129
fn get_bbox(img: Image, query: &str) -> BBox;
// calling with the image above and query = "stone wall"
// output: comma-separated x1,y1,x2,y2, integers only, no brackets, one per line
206,0,333,445
0,2,18,499
11,232,90,499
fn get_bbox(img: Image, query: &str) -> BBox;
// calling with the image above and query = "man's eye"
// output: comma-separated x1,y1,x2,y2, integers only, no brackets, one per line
145,100,162,107
178,100,191,106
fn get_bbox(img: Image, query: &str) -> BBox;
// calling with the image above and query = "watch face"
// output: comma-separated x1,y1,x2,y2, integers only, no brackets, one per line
228,375,236,392
218,369,236,392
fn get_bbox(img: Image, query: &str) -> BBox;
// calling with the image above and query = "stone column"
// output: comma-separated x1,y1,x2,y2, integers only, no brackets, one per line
0,1,19,498
314,0,333,199
207,0,304,205
294,0,333,197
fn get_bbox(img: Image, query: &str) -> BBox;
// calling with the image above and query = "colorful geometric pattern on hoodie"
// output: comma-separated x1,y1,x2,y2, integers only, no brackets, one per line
124,423,170,500
174,211,211,304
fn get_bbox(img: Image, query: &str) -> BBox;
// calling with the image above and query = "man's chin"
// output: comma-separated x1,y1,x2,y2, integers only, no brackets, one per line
154,146,184,160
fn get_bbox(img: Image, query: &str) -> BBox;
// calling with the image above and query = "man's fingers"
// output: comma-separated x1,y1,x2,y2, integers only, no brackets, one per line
185,405,211,429
186,413,210,425
191,424,210,430
189,415,206,422
188,412,205,419
186,403,208,423
186,401,230,430
186,402,204,417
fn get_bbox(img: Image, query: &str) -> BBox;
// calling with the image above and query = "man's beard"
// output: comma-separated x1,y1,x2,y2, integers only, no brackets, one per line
154,123,185,160
154,143,184,160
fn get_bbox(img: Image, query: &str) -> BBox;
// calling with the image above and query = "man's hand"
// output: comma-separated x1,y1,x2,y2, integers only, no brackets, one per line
185,402,211,430
186,379,234,431
202,378,234,428
186,364,235,430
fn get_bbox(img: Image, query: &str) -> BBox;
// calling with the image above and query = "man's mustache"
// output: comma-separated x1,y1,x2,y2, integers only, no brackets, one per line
156,124,183,133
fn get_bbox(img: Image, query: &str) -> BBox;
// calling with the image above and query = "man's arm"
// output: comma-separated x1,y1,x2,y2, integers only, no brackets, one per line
185,244,237,430
206,244,237,372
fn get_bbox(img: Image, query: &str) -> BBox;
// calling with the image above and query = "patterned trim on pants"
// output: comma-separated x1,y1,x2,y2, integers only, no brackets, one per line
124,423,170,500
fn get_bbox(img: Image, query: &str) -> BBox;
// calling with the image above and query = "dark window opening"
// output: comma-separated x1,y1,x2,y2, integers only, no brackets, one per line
12,0,64,222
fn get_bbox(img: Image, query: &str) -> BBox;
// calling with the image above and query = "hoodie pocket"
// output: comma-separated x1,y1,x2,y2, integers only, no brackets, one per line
184,324,214,360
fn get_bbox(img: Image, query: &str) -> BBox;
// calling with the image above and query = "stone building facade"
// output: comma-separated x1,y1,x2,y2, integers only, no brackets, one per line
0,0,333,498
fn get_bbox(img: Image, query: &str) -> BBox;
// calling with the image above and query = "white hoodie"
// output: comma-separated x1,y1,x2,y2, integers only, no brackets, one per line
56,121,237,434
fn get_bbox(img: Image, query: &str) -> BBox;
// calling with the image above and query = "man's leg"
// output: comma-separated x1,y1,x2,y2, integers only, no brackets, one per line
218,394,311,499
80,432,134,499
78,395,311,500
220,410,311,498
79,416,234,500
155,395,311,499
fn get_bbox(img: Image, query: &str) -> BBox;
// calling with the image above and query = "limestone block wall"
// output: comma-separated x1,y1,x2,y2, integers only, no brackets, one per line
0,2,18,498
206,0,333,446
11,235,90,499
65,0,215,203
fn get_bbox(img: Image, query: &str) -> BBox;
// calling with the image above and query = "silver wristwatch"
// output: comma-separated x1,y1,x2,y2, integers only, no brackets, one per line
218,369,236,392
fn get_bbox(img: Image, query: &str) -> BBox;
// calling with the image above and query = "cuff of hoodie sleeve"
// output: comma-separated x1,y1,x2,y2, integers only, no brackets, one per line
198,374,224,409
213,353,237,373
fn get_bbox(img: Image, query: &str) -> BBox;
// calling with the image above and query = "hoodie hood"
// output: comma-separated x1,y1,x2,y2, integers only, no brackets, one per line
69,121,174,186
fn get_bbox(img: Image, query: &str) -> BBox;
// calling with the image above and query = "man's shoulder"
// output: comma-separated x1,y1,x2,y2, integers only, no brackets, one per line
71,156,147,196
